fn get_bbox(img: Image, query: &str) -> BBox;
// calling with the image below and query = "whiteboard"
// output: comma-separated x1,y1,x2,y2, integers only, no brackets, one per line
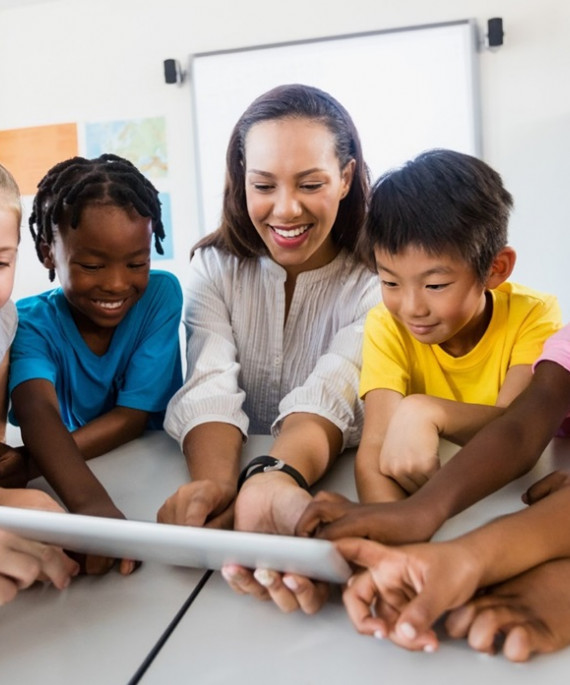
190,20,481,235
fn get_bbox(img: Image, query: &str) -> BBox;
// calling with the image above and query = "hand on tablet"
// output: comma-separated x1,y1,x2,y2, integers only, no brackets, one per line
157,479,235,528
74,501,139,576
296,490,435,544
221,564,330,614
0,529,79,605
224,470,329,613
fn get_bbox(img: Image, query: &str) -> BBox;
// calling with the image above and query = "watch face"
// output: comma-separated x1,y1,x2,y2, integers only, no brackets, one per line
262,458,285,473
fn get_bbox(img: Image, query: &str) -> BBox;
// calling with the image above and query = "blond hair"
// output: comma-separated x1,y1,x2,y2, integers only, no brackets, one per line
0,163,21,225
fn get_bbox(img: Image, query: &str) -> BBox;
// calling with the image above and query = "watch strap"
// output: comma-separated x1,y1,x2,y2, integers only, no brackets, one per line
237,455,310,492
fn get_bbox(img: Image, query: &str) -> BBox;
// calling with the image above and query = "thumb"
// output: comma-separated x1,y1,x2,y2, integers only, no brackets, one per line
334,538,387,570
395,583,449,647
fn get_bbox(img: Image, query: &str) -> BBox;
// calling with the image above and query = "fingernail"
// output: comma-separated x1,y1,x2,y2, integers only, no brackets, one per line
373,630,384,640
398,622,417,640
282,576,298,592
221,566,237,582
254,569,275,588
424,644,435,653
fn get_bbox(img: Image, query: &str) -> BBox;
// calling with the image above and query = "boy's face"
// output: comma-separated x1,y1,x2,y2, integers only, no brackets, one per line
375,245,489,357
43,204,152,335
0,207,19,310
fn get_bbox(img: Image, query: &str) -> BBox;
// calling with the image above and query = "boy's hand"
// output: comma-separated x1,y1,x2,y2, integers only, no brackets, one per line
522,470,570,505
157,479,236,529
295,491,436,544
336,537,483,652
379,396,441,494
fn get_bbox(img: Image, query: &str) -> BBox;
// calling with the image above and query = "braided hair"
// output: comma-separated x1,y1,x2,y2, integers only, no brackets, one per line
29,154,164,281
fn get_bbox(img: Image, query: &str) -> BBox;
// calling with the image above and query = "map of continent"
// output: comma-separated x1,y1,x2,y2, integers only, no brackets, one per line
85,117,167,178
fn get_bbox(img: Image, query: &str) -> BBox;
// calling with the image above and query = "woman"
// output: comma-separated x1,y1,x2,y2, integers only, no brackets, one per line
160,83,380,611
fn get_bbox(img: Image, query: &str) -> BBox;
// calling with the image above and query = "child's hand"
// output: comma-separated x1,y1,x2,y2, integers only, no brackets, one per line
295,491,436,544
0,487,65,513
336,537,483,652
73,501,140,576
0,444,39,488
0,529,79,604
379,395,441,494
522,470,570,505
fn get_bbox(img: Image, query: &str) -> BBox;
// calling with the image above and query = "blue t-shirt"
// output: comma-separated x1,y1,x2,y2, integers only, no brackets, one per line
9,270,183,430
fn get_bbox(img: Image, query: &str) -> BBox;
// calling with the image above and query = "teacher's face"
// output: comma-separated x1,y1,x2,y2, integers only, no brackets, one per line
244,117,354,278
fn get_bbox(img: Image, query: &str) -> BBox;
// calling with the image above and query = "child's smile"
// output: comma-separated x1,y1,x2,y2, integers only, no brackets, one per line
43,203,152,348
375,245,490,357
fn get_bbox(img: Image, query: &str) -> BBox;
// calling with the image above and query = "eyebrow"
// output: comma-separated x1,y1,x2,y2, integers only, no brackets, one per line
246,168,326,179
0,247,18,254
77,247,150,259
376,263,454,278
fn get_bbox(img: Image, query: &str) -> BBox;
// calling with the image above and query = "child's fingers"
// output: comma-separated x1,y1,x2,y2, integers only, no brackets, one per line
335,537,389,569
523,471,570,505
221,564,270,600
0,576,19,605
119,558,141,575
0,533,78,592
342,571,390,637
294,492,352,538
281,573,329,615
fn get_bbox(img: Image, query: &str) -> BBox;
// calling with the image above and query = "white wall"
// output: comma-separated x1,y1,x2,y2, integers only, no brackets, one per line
1,0,569,317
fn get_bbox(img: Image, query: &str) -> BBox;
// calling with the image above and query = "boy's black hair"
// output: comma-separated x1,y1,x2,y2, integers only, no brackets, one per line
361,149,514,282
29,153,165,281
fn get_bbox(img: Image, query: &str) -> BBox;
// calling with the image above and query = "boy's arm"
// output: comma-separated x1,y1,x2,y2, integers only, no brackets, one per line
11,379,123,518
355,388,408,503
378,364,532,494
298,360,570,543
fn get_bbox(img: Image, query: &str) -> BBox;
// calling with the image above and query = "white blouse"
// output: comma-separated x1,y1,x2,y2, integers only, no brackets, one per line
164,246,381,449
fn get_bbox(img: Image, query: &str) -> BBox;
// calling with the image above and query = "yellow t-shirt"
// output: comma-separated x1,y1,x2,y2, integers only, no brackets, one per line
360,282,562,404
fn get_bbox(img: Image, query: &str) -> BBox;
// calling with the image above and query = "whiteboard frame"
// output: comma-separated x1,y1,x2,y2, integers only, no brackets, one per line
189,19,482,236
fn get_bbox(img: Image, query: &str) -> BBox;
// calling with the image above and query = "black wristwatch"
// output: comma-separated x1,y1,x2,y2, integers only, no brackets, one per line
237,455,310,492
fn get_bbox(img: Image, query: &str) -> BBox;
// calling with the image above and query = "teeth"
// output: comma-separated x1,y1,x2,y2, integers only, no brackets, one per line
95,300,124,310
272,225,310,238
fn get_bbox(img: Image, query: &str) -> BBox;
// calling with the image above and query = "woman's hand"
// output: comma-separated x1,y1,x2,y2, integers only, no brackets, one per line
157,479,236,528
223,471,330,614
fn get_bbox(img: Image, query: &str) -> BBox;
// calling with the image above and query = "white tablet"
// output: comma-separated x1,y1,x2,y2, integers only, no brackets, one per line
0,507,351,583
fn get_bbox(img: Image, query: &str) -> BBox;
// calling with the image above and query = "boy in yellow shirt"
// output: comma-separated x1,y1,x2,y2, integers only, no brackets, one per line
297,149,561,544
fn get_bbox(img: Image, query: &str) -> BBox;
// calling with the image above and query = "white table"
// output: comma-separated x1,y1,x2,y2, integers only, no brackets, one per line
0,431,207,685
1,431,570,684
141,437,570,684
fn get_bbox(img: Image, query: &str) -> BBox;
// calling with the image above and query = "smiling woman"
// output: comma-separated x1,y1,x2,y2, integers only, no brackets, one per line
159,83,380,614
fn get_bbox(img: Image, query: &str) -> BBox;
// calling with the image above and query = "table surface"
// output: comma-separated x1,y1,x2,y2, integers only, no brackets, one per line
1,429,570,684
